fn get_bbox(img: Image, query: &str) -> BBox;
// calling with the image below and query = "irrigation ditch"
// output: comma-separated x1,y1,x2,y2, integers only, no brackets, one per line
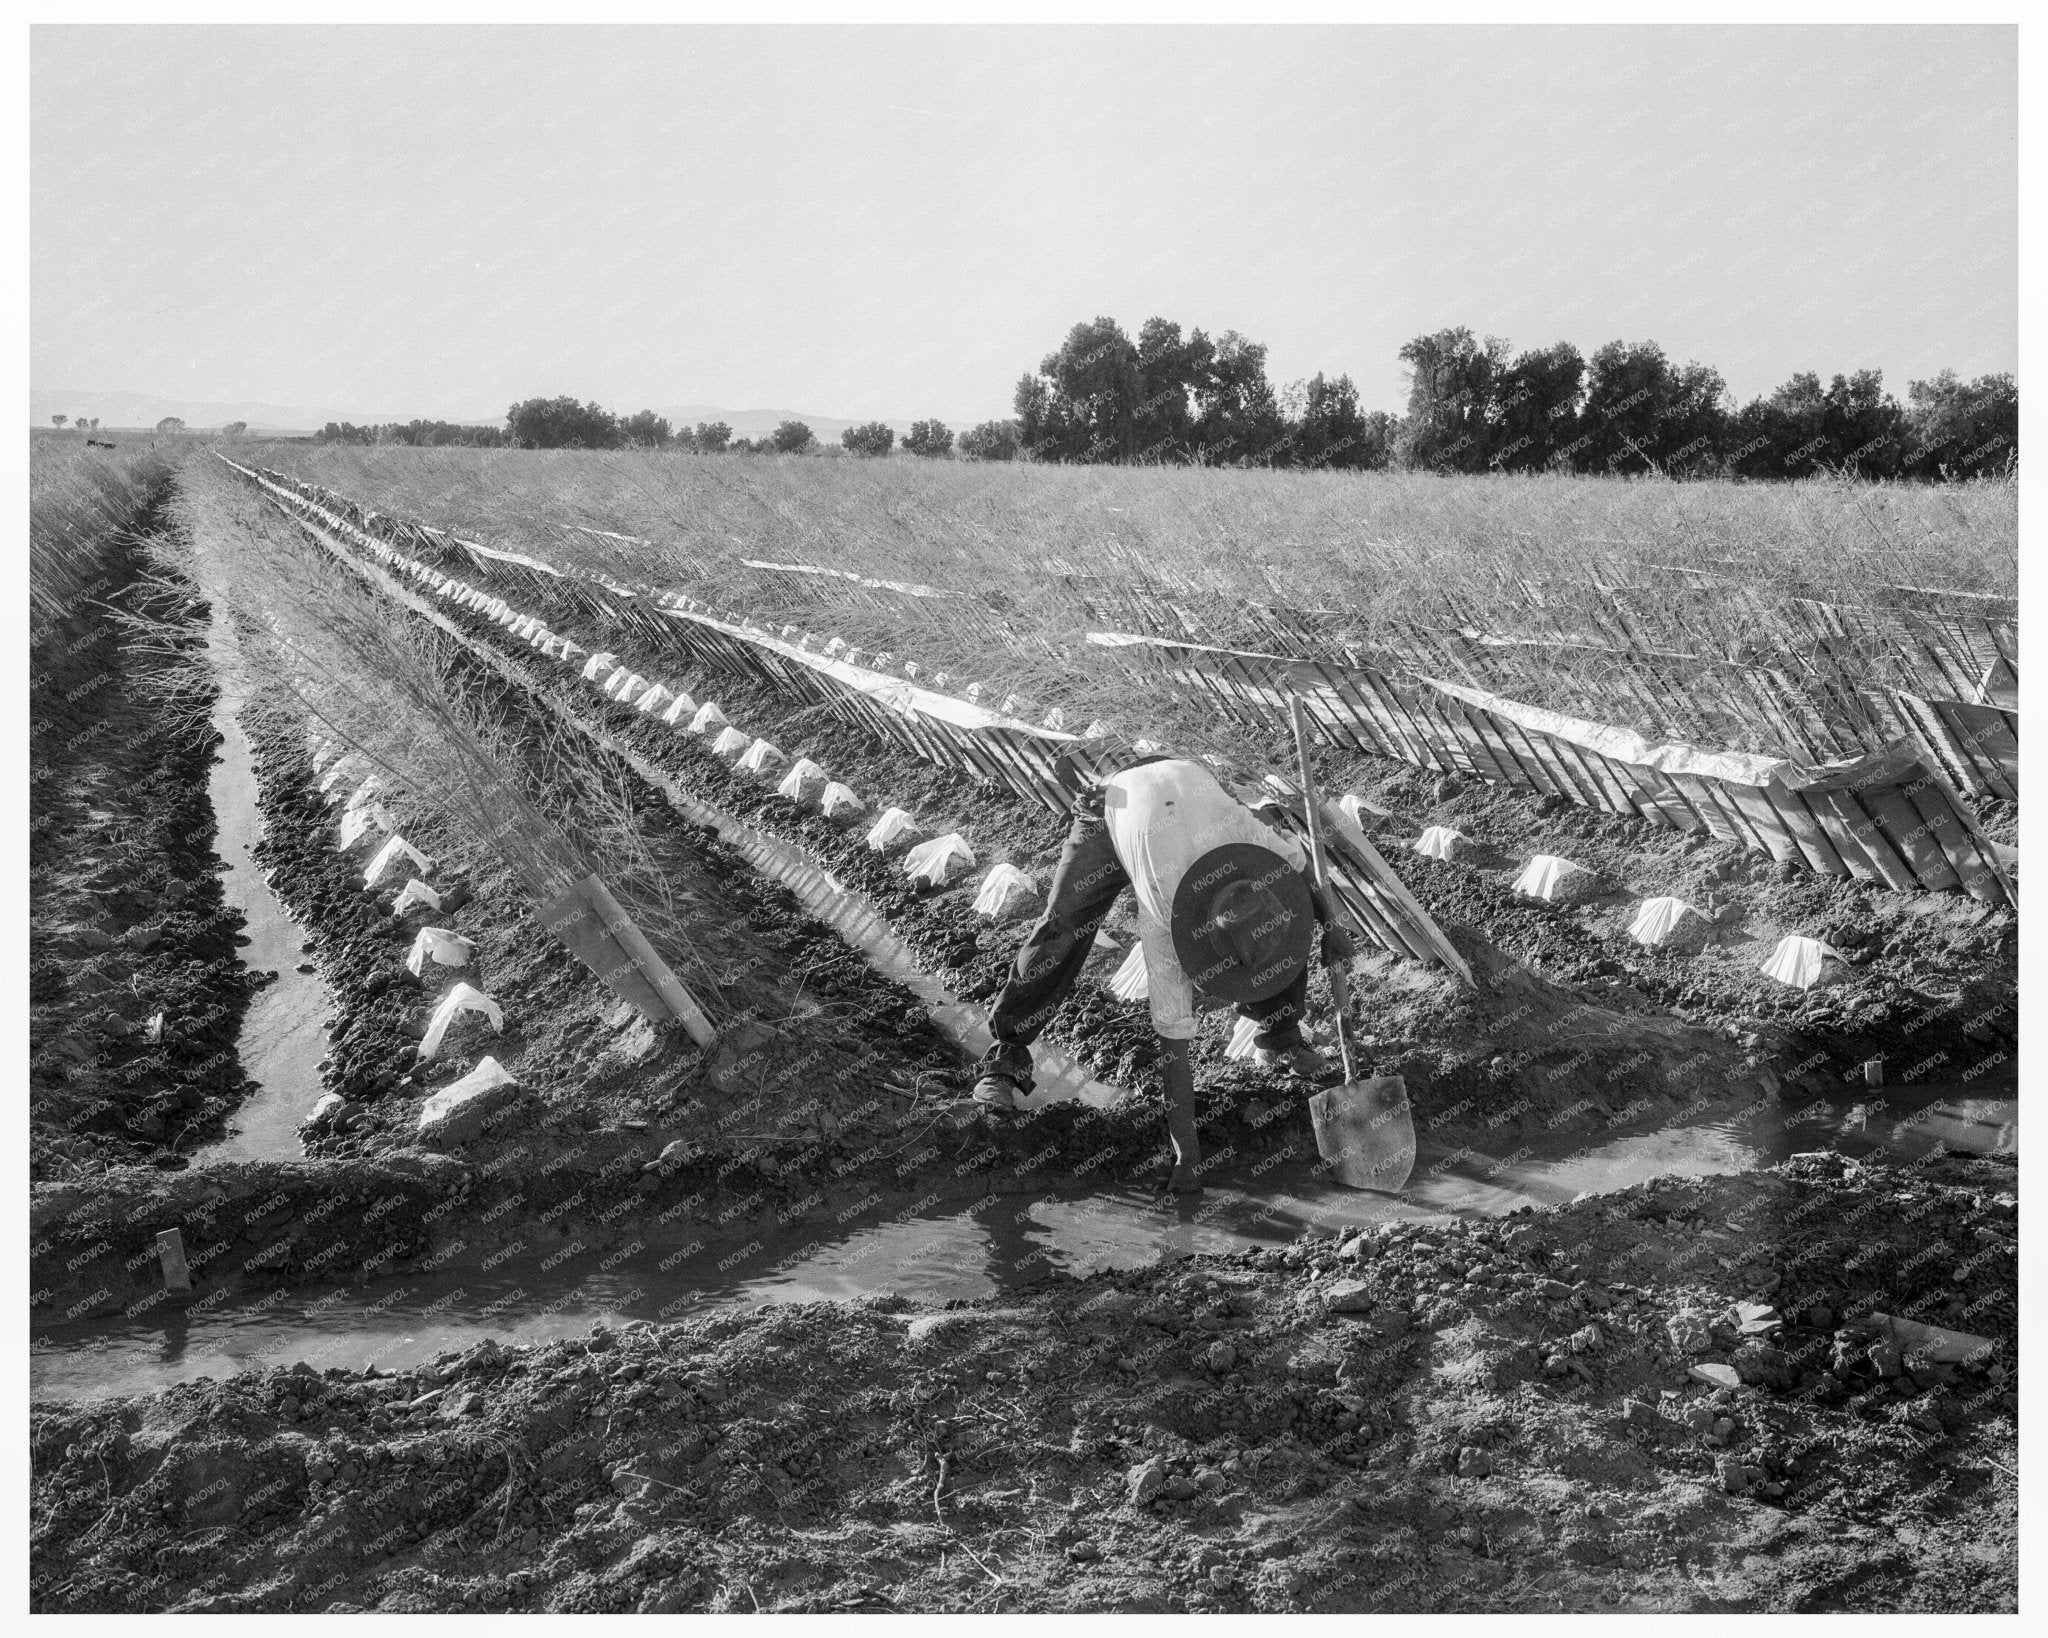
29,453,2018,1613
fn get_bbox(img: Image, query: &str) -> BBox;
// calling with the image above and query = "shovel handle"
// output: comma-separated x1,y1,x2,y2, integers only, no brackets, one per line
1288,693,1357,1086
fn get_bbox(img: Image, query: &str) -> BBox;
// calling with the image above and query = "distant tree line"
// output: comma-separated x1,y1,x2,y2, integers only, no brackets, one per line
1011,317,2017,481
317,419,510,447
312,397,1029,462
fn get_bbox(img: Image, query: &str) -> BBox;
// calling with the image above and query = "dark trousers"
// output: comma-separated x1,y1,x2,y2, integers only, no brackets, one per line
979,808,1312,1085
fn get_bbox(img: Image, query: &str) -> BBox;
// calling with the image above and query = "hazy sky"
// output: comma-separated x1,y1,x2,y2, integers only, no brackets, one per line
32,25,2016,424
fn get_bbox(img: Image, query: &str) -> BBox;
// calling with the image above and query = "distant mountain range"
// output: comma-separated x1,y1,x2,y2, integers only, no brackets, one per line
30,389,945,440
30,389,363,433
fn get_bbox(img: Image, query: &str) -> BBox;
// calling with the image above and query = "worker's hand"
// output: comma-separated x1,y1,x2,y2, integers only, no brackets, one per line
1321,924,1357,965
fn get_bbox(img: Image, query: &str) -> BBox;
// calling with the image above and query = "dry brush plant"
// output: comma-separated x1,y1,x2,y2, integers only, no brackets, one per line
29,433,179,647
167,461,735,1023
259,442,2018,758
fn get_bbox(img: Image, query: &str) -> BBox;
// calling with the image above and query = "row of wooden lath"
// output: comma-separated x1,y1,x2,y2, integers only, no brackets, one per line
1031,567,2018,803
1095,636,2014,909
696,548,2017,804
246,466,2015,912
238,466,1473,981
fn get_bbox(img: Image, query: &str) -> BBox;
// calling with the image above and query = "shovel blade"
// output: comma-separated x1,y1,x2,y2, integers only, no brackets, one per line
1309,1075,1416,1193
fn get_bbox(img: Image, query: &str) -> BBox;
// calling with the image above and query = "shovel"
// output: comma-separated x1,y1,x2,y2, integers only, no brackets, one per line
1288,693,1418,1193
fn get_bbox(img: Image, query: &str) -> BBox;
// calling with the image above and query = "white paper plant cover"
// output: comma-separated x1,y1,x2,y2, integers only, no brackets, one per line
1109,943,1151,1000
1224,1016,1261,1060
406,926,476,977
317,759,356,796
603,669,639,700
336,801,392,851
777,758,827,801
737,738,785,774
417,1056,517,1130
905,833,976,887
1414,826,1468,862
972,862,1038,917
1760,935,1843,991
393,878,442,915
711,725,752,758
687,702,729,735
581,651,618,683
661,692,698,726
1340,792,1392,827
820,781,864,817
616,673,649,704
557,642,584,665
636,683,675,716
365,835,434,887
418,984,506,1060
1512,854,1591,903
866,807,919,849
1628,897,1707,948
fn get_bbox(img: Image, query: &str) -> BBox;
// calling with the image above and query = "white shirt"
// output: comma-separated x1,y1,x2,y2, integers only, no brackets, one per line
1101,760,1308,1040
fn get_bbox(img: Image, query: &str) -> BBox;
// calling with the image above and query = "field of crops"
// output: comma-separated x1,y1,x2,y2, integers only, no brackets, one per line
275,444,2017,752
29,439,2017,1614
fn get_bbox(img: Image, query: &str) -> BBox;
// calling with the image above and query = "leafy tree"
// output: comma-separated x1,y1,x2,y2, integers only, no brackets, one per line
1013,374,1055,454
506,396,620,449
1489,342,1584,472
693,420,733,453
841,421,895,456
1132,317,1206,461
1727,372,1828,480
223,420,248,435
1290,373,1373,469
51,414,67,428
1017,317,1144,462
1573,341,1727,476
1902,370,2016,479
1191,330,1285,464
771,420,815,454
1817,370,1906,479
1726,369,1907,481
1396,328,1510,472
903,419,953,457
619,410,672,449
958,419,1021,461
156,416,186,434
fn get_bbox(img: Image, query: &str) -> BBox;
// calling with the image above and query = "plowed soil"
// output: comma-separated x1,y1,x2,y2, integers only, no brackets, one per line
28,478,261,1178
30,1151,2016,1613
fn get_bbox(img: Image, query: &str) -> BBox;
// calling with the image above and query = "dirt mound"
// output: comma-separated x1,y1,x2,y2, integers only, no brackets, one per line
31,1150,2014,1613
28,480,261,1177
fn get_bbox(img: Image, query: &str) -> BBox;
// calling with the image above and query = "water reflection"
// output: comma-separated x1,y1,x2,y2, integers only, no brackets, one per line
34,1084,2012,1403
190,585,334,1164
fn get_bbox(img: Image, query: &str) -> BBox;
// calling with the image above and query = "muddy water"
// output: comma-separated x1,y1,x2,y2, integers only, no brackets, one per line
30,1083,2011,1402
190,602,334,1164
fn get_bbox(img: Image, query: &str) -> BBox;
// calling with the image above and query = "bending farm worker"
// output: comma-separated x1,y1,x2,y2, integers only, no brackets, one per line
972,753,1354,1194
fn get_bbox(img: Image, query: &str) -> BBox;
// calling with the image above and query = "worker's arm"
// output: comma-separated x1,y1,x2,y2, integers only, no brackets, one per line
1305,875,1357,964
1162,1035,1202,1193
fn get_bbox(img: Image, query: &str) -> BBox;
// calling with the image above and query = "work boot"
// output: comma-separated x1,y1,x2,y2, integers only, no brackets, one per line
972,1073,1024,1116
1255,1040,1332,1081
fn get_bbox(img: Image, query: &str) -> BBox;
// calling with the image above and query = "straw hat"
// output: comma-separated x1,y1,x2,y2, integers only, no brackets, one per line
1170,843,1314,1004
